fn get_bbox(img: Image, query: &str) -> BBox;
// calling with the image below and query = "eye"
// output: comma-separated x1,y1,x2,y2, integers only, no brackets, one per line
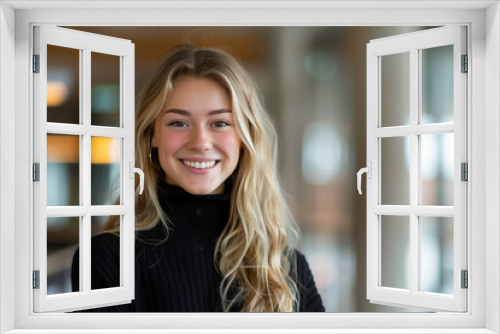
168,121,188,127
212,121,231,128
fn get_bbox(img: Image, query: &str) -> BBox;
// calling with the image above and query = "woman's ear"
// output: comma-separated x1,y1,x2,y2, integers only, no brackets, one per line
151,131,157,148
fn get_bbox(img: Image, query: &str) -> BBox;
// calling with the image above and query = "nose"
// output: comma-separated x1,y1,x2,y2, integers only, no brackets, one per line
186,125,212,151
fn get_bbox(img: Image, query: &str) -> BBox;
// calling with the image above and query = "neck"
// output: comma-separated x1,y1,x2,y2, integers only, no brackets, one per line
139,181,232,248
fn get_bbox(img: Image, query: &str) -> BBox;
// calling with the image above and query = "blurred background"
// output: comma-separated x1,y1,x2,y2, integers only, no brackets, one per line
46,26,454,312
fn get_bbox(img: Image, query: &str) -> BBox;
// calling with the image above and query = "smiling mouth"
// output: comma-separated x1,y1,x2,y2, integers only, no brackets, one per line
180,159,220,170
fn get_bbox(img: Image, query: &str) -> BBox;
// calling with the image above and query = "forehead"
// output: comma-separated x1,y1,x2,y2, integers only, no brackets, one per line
163,76,231,112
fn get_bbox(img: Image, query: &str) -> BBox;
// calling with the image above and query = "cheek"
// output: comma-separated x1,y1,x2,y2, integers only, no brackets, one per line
157,133,185,159
218,132,241,160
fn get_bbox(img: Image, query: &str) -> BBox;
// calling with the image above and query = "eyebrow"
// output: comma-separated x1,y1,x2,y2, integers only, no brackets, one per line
164,108,232,116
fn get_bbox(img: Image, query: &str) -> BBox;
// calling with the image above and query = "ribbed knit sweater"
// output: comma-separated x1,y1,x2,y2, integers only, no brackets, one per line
71,182,325,312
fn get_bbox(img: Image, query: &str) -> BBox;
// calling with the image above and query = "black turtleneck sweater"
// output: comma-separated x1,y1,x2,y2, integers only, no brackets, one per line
71,182,325,312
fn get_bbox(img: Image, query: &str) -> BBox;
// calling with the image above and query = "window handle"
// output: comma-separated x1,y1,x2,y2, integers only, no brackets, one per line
357,162,372,195
129,162,145,195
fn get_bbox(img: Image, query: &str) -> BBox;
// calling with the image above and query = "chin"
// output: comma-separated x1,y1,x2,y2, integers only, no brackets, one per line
182,183,220,195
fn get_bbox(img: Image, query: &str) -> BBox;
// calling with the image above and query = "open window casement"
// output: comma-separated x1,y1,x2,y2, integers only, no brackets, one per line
361,26,467,312
33,26,138,312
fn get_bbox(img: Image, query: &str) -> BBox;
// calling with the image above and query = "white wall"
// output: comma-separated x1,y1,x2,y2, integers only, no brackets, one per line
0,2,16,333
2,2,499,332
486,2,500,333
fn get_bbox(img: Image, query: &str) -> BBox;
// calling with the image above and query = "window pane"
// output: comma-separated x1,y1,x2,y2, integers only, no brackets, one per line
91,216,120,290
381,136,410,205
421,217,454,294
381,52,410,127
421,133,454,206
47,45,80,124
47,216,80,294
421,45,454,124
47,134,80,206
381,215,410,290
91,137,120,205
91,52,120,127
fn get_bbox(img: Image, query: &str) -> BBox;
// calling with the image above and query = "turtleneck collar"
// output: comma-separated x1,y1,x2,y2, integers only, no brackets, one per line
141,180,232,249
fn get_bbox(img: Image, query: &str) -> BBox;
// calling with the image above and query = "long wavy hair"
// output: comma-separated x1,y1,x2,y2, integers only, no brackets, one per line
106,44,299,312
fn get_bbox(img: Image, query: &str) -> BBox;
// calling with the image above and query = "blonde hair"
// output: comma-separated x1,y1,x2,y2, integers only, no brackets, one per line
110,44,299,312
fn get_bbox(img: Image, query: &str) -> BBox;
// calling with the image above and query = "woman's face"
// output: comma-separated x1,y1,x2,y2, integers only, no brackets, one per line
152,75,241,195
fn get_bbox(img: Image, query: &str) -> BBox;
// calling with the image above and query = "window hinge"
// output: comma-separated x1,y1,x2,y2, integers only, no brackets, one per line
33,163,40,182
461,162,468,181
461,270,468,289
461,54,468,73
33,270,40,289
33,54,40,73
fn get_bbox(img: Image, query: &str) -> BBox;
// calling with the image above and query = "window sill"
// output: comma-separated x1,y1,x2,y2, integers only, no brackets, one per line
3,329,498,334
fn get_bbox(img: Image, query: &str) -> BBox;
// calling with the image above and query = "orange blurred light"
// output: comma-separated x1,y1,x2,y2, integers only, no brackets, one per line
47,136,120,164
91,137,120,164
47,81,69,107
47,135,79,163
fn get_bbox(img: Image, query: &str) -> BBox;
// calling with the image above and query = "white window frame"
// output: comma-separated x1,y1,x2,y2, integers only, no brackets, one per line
366,26,468,312
33,25,136,313
0,1,498,333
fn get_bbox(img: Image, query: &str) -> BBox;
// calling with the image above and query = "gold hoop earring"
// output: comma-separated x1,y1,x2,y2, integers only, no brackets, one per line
149,147,157,167
149,147,165,176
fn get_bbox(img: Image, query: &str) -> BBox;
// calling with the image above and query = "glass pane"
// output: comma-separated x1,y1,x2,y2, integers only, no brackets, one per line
47,45,80,124
91,52,120,127
421,217,454,294
47,216,80,294
91,137,121,205
421,45,454,124
381,215,410,289
91,216,120,290
381,52,410,127
47,134,80,206
421,133,454,206
381,136,410,205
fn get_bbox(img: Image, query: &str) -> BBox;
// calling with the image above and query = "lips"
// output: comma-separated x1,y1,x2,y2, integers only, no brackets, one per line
183,160,217,169
179,158,220,171
180,157,219,163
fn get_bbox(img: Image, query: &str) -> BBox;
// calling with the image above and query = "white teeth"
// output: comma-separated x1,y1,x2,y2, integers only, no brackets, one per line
183,160,217,169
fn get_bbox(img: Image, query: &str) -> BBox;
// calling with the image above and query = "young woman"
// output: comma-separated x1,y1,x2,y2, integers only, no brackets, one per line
72,45,324,312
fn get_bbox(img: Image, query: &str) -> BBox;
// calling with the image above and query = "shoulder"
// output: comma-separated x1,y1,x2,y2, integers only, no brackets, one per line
288,249,313,286
72,233,119,257
72,233,120,268
92,232,120,245
92,233,120,256
71,233,121,292
288,248,326,312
